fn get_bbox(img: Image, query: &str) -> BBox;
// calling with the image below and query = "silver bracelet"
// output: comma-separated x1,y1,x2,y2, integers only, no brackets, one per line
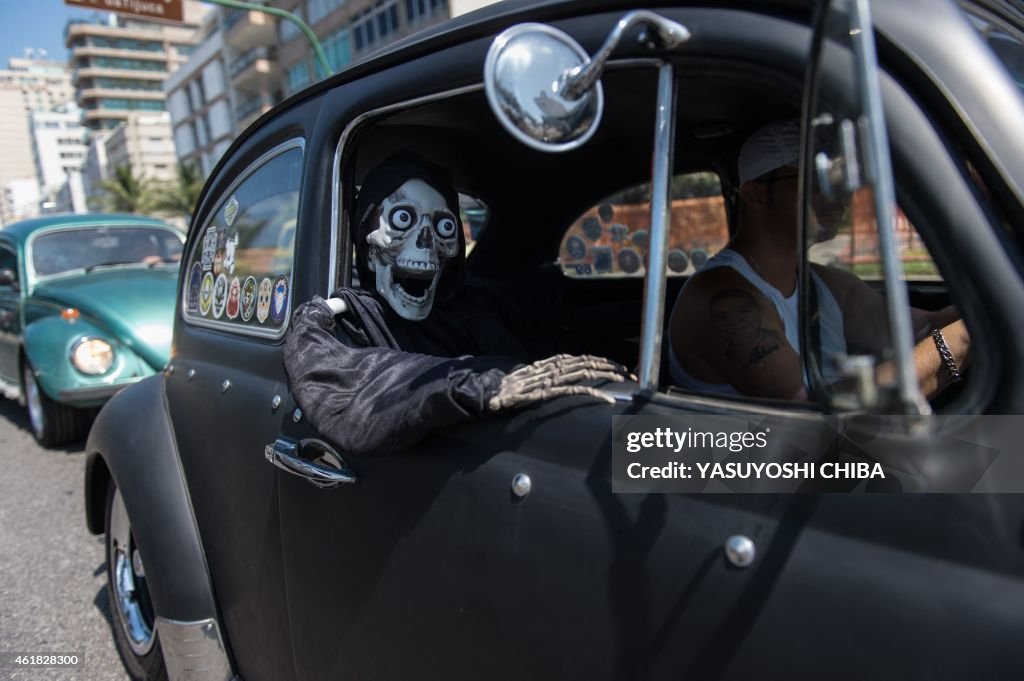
931,329,962,383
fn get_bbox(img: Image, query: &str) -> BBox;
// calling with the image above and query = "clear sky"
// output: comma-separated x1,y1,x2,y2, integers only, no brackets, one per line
0,1,102,66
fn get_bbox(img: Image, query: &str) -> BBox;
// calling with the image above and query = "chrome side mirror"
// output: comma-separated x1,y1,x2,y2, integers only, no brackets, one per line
484,11,690,153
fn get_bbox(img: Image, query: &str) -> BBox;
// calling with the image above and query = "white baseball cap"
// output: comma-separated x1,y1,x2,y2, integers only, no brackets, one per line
737,120,801,185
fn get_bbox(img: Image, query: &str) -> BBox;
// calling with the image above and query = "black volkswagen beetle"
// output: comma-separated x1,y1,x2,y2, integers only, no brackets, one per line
85,1,1024,679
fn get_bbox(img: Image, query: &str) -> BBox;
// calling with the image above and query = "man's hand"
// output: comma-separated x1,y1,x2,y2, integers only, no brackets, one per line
487,354,632,411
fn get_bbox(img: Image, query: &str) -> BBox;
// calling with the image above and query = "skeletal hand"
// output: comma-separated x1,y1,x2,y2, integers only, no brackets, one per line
487,354,633,412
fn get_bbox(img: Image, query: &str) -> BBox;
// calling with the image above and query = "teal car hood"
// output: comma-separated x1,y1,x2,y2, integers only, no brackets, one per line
30,267,178,369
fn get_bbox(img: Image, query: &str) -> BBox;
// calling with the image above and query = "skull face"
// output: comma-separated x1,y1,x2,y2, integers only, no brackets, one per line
365,178,460,320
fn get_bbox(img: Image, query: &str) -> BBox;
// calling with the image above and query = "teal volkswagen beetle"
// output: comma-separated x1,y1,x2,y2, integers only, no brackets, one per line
0,213,184,447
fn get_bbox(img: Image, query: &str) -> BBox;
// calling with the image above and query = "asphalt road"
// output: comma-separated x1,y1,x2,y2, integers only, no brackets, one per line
0,398,129,680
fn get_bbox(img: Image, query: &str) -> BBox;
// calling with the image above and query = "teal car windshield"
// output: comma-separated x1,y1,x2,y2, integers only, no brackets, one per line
32,227,184,278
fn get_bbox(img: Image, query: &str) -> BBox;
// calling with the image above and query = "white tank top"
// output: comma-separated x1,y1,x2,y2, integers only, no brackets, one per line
668,248,847,395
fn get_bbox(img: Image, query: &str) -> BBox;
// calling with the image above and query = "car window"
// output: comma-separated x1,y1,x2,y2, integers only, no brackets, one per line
802,5,962,411
31,227,183,279
559,172,726,278
0,246,17,280
460,193,489,256
807,198,940,281
182,142,303,336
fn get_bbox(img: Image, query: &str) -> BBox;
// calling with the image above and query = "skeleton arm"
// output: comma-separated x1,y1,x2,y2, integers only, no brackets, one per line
284,297,632,455
284,298,506,456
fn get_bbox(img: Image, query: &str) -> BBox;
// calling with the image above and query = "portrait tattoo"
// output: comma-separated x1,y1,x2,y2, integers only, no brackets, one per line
709,288,782,367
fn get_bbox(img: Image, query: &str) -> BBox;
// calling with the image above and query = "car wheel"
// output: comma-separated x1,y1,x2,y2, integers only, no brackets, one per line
106,483,168,681
22,362,85,447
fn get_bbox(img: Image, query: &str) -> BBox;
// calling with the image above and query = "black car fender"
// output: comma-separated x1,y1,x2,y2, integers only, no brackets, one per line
84,374,219,624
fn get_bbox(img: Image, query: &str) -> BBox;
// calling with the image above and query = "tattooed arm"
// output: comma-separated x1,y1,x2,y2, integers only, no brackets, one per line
669,267,805,399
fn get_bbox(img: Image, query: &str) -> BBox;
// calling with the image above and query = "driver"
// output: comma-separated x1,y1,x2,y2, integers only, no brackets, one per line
668,120,970,400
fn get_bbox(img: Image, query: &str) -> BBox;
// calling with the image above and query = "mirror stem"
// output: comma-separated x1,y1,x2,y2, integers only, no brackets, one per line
638,63,678,396
560,11,690,101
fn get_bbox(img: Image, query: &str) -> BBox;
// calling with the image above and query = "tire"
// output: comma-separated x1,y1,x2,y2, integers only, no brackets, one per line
22,361,86,448
105,483,168,681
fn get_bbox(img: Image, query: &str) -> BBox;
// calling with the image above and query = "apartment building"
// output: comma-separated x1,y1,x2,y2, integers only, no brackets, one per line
31,106,87,195
65,1,209,135
277,0,454,98
221,2,283,131
0,57,74,225
165,13,238,175
104,112,178,184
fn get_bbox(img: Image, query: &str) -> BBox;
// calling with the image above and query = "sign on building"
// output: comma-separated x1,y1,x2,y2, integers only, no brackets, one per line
64,0,184,24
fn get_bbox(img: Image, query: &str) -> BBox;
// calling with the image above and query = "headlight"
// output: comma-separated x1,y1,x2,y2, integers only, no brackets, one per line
71,338,114,375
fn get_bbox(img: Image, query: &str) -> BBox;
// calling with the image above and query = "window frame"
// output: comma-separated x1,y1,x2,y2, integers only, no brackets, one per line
180,137,305,340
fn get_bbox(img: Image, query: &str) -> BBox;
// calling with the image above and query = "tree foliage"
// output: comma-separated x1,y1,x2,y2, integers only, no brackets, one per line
151,161,204,221
96,164,157,214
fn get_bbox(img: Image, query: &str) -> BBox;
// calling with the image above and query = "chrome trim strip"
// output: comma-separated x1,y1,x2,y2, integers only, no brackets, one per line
638,62,677,395
58,379,140,403
182,138,306,341
328,84,484,293
156,616,233,681
850,0,929,415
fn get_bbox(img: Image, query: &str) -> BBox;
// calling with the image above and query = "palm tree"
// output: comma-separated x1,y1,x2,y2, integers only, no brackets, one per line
96,164,157,214
151,161,204,223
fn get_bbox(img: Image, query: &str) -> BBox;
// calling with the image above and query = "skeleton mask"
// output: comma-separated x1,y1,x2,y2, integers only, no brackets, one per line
365,178,460,320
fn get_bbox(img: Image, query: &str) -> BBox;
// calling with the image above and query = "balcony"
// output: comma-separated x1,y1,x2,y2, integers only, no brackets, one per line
78,88,165,103
235,92,277,123
224,8,276,51
229,46,281,93
73,66,167,86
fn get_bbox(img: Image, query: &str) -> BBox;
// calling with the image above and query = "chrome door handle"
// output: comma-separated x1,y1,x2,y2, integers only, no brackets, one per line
264,437,357,488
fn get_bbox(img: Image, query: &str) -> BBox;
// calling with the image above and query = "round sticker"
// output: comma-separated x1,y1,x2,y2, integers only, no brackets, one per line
226,277,241,319
565,235,587,261
582,216,602,241
632,229,649,249
199,272,214,316
212,273,228,319
617,248,641,274
256,277,272,324
186,262,201,312
667,248,689,274
270,275,289,324
690,248,709,270
241,276,257,322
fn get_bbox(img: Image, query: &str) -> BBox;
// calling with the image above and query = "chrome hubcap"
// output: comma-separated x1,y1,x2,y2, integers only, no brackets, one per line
23,366,43,438
108,489,156,656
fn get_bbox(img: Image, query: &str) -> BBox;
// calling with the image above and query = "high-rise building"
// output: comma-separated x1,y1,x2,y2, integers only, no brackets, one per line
223,2,282,131
0,56,74,225
65,2,209,135
165,12,238,176
275,0,454,99
30,104,88,208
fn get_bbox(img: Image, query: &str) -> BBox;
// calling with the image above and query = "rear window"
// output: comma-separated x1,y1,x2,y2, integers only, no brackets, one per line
558,172,727,278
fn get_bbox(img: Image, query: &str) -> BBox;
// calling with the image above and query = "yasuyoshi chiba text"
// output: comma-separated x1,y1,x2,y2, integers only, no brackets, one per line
626,460,886,480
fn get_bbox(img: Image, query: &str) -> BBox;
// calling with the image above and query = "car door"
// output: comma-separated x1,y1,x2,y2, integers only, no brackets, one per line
272,3,1024,681
0,240,22,386
164,137,306,681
